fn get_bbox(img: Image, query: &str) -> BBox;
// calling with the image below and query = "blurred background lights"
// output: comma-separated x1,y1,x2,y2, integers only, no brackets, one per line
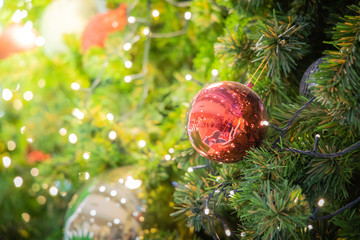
37,195,46,205
27,137,34,143
127,16,136,23
107,222,112,227
3,156,11,168
99,185,106,192
2,89,13,101
59,128,67,136
185,74,192,81
30,167,39,177
113,218,120,224
123,42,132,51
83,152,90,160
108,131,117,140
21,213,30,223
7,140,16,151
14,176,23,187
90,217,95,223
138,140,146,148
49,186,58,196
72,108,84,120
71,82,80,90
11,9,28,23
125,176,142,189
84,172,90,180
106,113,114,121
68,133,77,144
124,75,132,83
152,9,159,18
211,69,219,76
23,91,33,101
34,36,45,46
37,79,45,88
124,60,132,69
90,209,96,216
225,229,231,236
13,100,23,110
168,148,174,154
21,126,26,134
120,198,126,204
164,154,171,161
142,27,150,36
184,11,191,20
110,190,117,197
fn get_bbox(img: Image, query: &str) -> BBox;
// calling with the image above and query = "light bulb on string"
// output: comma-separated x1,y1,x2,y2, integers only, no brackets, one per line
164,154,171,161
23,91,33,101
211,69,218,76
128,16,136,23
142,27,150,36
123,42,132,51
2,89,13,101
124,76,132,83
106,113,114,121
69,133,77,144
49,186,58,196
124,60,133,69
3,156,11,168
59,128,67,136
152,9,160,18
108,131,117,140
71,82,80,90
318,198,325,207
138,140,146,148
184,11,191,20
14,176,23,187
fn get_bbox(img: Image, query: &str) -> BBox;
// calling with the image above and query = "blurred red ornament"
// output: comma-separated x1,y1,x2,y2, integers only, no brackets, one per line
186,81,268,163
81,4,127,52
27,147,51,164
0,23,38,59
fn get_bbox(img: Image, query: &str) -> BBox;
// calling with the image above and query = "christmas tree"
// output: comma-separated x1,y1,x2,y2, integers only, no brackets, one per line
1,0,360,239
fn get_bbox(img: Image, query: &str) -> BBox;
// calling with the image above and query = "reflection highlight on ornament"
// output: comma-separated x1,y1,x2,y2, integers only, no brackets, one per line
64,167,145,240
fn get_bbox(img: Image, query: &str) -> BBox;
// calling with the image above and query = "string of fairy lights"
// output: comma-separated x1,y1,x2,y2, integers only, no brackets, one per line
0,0,199,233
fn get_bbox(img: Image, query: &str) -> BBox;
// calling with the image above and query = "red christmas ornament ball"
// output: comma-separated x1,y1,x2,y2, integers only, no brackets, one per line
186,81,268,163
81,4,127,52
0,23,38,59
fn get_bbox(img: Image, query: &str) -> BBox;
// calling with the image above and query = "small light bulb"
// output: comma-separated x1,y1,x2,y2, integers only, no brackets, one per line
2,89,13,101
123,42,132,51
20,126,26,134
27,138,34,143
99,186,106,192
118,178,124,184
124,76,132,83
124,60,133,69
204,208,210,215
128,16,136,23
315,134,321,139
211,69,218,76
318,198,325,207
59,128,67,136
142,27,150,36
120,198,127,204
185,74,192,81
30,167,39,177
109,131,117,140
71,82,80,90
3,156,11,168
241,232,246,237
308,224,313,230
184,11,191,20
225,229,231,237
83,152,90,160
168,148,174,154
229,190,235,196
165,154,171,161
69,133,77,144
138,140,146,148
23,91,33,101
49,186,58,196
187,167,193,172
106,113,114,121
260,120,269,126
14,176,23,187
152,9,160,18
114,218,120,224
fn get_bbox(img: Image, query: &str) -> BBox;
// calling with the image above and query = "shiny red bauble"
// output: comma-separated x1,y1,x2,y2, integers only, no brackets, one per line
0,23,38,59
81,4,127,52
186,81,268,163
